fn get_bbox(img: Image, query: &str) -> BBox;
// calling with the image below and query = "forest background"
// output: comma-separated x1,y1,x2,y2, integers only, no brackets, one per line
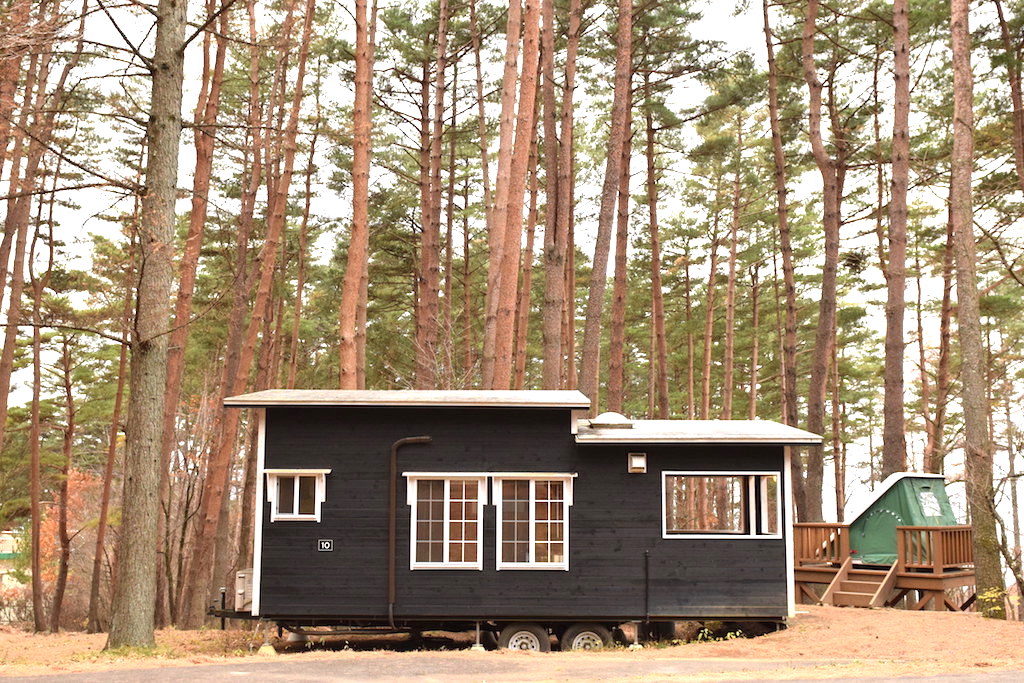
0,0,1022,647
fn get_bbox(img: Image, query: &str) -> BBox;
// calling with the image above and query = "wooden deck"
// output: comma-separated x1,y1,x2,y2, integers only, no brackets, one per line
794,523,977,611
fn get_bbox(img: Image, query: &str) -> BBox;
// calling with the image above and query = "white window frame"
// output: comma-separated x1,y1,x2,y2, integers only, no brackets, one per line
265,469,330,522
405,473,487,570
661,470,782,540
492,474,575,571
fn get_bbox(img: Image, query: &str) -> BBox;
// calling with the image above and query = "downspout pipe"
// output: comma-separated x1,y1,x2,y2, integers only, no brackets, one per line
388,435,432,629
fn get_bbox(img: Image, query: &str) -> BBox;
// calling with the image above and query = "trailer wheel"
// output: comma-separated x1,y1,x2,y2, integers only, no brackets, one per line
498,623,551,651
560,623,613,651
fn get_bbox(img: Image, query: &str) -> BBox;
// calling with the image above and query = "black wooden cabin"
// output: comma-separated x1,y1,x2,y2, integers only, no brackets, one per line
224,390,820,649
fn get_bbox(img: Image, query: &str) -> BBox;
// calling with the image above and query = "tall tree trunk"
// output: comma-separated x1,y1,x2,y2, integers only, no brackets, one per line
87,272,131,633
951,0,1005,619
339,0,373,388
924,215,955,474
0,0,30,180
994,0,1024,193
540,0,564,389
607,118,632,413
51,336,75,633
27,184,50,633
882,0,910,478
470,0,492,223
684,248,695,419
513,122,541,390
415,0,450,388
481,0,524,387
579,0,632,410
106,0,187,649
721,118,742,420
645,90,669,419
0,47,50,456
155,1,229,626
179,0,316,628
831,319,844,522
564,217,576,389
355,1,377,391
915,245,934,466
800,0,842,522
749,264,760,420
491,0,541,390
547,0,582,389
287,107,319,388
462,176,474,379
701,192,722,420
229,296,276,586
763,0,803,514
1006,396,1022,584
443,63,459,388
170,0,262,623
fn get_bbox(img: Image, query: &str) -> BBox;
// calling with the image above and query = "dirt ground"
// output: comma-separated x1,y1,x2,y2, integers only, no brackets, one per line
0,605,1022,680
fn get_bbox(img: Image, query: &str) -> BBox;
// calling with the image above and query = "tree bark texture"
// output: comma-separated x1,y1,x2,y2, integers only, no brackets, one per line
950,0,1006,619
340,0,373,388
882,0,910,478
645,91,669,419
414,0,449,389
540,0,564,389
763,0,799,439
106,0,187,649
579,0,632,410
994,0,1024,193
179,0,315,628
800,0,842,522
480,0,523,387
607,119,632,414
491,0,541,390
722,118,742,420
513,128,540,390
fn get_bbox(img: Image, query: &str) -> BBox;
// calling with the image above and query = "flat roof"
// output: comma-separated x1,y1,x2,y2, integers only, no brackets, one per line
224,389,592,409
575,419,822,445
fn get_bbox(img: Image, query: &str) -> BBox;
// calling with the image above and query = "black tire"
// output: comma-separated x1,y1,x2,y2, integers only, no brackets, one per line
497,623,551,651
560,623,613,651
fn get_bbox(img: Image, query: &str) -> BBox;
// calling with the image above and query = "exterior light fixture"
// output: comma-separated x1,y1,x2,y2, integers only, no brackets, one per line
627,452,647,474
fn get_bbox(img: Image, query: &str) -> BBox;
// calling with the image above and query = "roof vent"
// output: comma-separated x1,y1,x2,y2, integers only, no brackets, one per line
589,412,634,429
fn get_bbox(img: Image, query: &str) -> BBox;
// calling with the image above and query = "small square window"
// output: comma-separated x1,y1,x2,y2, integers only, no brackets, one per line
266,469,329,522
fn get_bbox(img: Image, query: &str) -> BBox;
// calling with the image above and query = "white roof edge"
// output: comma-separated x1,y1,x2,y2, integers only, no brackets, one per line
574,419,822,445
848,471,947,522
224,389,591,409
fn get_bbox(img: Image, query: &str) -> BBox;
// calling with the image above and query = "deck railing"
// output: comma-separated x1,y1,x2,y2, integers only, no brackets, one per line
897,525,974,572
794,523,849,565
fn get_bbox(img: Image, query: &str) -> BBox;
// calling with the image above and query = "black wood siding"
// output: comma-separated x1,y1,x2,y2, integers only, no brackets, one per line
257,406,789,621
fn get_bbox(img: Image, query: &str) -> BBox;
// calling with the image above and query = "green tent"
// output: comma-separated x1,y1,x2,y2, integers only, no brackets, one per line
848,473,958,565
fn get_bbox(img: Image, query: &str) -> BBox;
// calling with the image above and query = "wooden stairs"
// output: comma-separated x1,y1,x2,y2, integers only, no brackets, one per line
820,557,900,609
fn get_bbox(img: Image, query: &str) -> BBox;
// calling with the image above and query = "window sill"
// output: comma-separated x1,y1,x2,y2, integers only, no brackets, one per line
496,563,569,571
271,514,320,522
411,563,483,570
662,533,783,540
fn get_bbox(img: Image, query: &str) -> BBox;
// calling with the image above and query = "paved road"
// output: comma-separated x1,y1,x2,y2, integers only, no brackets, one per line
5,654,1023,683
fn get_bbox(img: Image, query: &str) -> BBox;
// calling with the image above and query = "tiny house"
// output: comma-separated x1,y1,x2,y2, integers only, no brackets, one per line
224,389,820,649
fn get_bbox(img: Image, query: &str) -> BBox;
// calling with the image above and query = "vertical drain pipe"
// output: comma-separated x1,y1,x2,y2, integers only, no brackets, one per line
388,436,432,628
644,550,651,638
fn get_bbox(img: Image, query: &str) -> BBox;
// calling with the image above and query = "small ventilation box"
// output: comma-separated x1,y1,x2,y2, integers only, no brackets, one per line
235,568,254,612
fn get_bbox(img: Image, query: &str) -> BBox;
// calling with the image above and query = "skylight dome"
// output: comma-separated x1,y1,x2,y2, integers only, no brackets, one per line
589,412,634,429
